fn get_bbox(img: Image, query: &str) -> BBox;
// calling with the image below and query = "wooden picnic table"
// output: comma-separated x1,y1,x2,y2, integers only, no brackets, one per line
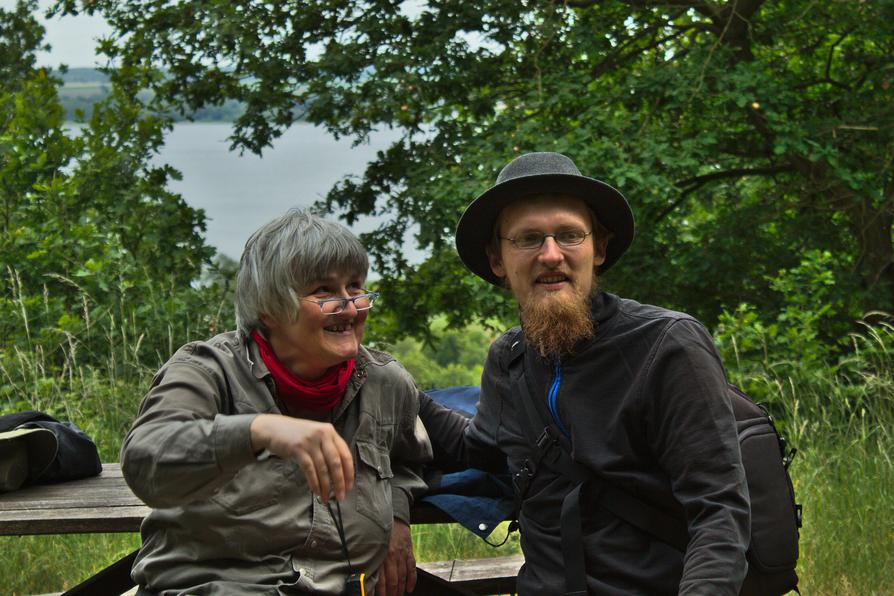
0,464,148,536
0,463,521,595
0,463,463,535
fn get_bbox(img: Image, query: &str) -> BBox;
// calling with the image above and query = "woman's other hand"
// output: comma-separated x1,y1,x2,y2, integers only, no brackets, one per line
249,413,355,501
376,519,416,596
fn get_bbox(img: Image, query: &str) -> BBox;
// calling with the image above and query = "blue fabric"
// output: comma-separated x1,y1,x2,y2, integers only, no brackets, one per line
420,387,515,540
423,385,479,416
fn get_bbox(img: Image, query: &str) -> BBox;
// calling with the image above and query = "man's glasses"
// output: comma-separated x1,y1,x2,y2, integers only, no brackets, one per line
300,291,380,315
499,229,592,250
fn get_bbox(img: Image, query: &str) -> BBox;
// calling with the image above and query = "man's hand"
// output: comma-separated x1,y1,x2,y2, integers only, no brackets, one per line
376,519,416,596
249,413,354,501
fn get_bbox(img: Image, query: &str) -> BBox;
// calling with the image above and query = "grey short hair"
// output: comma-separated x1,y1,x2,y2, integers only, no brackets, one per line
234,209,368,334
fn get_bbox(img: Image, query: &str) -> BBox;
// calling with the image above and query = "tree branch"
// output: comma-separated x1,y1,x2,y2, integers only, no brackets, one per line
565,0,718,20
650,163,796,224
676,164,795,190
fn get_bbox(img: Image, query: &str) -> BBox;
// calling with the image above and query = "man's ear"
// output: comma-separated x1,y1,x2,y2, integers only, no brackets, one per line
593,235,609,267
486,245,506,278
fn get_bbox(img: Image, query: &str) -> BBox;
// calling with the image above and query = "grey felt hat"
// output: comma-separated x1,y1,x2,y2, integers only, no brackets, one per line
455,152,635,286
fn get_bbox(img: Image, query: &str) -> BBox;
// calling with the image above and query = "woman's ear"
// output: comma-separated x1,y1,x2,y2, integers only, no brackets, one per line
259,314,276,330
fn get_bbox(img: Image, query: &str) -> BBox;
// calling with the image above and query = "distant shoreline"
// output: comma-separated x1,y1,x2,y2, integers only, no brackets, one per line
56,67,260,123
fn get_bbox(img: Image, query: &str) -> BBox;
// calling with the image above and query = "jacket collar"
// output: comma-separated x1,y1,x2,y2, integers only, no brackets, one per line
243,331,375,420
590,290,619,327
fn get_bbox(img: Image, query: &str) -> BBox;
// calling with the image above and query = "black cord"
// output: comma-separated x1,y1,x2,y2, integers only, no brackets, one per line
327,499,354,572
483,519,519,548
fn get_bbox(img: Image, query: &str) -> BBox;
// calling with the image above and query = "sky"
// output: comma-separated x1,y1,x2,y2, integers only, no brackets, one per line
2,0,110,68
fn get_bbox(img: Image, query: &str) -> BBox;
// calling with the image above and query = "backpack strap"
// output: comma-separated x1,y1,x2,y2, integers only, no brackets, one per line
507,335,690,595
507,338,587,596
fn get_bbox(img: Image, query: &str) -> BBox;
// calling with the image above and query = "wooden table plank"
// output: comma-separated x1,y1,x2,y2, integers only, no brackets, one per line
0,464,149,535
418,554,522,593
0,462,459,536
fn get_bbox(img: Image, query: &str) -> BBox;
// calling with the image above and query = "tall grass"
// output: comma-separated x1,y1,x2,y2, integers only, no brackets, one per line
721,318,894,595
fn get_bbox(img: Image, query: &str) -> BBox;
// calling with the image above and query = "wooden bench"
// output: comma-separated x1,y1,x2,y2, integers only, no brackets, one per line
0,464,520,595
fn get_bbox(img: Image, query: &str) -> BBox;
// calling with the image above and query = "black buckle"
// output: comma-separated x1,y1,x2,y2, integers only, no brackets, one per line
536,427,557,451
513,461,534,495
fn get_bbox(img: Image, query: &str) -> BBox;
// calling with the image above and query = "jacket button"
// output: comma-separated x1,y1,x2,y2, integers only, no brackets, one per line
310,539,318,548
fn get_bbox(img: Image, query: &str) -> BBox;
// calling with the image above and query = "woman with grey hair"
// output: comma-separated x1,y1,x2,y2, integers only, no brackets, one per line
121,209,431,596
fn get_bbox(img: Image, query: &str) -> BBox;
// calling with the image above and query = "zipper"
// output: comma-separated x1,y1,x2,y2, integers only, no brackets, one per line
548,359,570,439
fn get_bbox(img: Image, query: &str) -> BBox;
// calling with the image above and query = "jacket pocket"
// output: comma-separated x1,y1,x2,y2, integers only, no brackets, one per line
355,440,394,532
210,456,297,516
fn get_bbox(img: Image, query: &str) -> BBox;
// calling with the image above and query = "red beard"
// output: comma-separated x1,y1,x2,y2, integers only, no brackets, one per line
520,278,596,360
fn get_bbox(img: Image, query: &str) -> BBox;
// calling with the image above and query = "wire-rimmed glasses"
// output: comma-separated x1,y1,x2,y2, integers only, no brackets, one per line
299,291,380,315
499,229,592,250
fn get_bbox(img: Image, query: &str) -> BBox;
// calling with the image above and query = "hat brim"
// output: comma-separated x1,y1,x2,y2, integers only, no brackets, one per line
455,173,635,286
0,427,58,481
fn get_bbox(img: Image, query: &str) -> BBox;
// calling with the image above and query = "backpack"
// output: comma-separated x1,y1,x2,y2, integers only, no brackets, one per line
506,336,802,596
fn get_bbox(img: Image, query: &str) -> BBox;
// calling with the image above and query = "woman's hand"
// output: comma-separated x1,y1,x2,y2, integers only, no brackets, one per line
249,413,354,501
376,519,416,595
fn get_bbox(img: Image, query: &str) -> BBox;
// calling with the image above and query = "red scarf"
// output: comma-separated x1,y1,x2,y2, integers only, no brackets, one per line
250,329,354,412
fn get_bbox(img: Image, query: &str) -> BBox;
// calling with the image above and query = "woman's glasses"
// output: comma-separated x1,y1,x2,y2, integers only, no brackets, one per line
299,292,380,315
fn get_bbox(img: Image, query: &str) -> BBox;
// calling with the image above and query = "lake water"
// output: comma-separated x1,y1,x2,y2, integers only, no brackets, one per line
157,123,418,265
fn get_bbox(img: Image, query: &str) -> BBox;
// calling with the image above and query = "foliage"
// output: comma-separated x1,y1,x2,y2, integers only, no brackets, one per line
381,316,495,389
714,250,849,389
714,248,894,433
55,0,894,342
0,0,223,378
719,316,894,595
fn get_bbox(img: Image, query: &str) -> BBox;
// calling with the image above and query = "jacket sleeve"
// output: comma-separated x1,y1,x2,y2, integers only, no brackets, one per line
387,366,433,524
417,332,511,474
120,346,259,508
644,318,750,595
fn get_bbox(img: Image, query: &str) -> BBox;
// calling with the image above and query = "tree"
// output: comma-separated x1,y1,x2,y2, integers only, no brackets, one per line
57,0,894,342
1,0,220,377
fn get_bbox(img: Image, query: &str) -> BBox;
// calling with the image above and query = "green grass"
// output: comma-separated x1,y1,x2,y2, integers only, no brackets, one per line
413,521,521,563
793,436,894,595
1,533,140,594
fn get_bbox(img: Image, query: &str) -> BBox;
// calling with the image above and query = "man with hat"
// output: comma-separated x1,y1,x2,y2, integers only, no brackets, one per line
419,152,750,594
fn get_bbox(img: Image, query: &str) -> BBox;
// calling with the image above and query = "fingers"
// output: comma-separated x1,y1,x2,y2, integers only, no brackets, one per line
399,521,416,594
320,434,353,501
306,430,349,501
309,445,332,502
255,415,355,501
295,450,321,499
379,520,414,596
375,565,388,596
396,552,408,596
376,558,398,596
405,554,417,593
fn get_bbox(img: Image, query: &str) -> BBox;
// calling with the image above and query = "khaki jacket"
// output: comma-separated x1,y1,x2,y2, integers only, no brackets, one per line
121,331,432,595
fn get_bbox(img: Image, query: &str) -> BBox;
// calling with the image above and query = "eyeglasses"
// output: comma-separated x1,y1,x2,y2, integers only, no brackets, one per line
299,291,380,315
499,229,592,250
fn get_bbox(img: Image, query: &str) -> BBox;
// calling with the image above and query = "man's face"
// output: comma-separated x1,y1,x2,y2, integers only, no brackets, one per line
487,195,607,310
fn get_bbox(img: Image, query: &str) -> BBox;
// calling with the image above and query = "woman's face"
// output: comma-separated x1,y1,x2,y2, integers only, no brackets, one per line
263,271,368,379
